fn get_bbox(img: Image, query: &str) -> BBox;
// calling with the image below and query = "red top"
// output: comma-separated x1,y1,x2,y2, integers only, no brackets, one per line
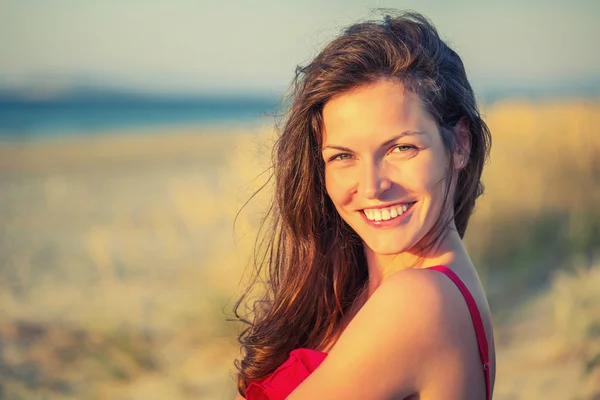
245,265,491,400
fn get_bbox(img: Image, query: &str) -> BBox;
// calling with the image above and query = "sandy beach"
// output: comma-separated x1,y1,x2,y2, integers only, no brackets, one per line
0,124,272,399
0,101,598,399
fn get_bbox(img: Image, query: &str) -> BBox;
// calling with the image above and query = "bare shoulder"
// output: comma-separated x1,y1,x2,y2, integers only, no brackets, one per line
367,267,475,342
287,267,481,399
379,266,470,313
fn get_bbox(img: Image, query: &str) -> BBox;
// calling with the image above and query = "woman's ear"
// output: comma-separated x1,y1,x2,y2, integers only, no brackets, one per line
453,117,471,170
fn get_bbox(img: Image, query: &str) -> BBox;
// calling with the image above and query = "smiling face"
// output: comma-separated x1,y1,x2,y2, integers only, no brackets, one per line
322,78,456,256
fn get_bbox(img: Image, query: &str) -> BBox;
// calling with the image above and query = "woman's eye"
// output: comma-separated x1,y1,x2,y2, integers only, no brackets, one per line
392,145,415,153
329,153,353,162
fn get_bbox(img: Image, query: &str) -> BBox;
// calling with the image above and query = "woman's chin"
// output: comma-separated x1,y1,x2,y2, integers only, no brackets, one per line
362,238,412,256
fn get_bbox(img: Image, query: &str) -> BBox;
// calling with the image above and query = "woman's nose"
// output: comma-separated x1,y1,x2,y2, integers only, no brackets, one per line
360,162,391,199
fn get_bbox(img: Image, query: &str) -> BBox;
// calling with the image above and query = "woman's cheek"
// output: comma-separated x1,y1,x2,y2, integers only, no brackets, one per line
411,152,446,191
325,168,356,206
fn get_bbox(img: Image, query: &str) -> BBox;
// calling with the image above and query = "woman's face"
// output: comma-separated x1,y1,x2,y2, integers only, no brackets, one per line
322,78,454,255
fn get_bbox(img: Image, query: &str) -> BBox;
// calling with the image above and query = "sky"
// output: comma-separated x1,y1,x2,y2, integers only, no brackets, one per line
0,0,599,95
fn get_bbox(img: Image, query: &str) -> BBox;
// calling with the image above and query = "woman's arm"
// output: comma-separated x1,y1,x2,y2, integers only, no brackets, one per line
287,268,486,399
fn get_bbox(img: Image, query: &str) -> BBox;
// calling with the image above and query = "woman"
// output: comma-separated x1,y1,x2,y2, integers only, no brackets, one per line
233,10,495,400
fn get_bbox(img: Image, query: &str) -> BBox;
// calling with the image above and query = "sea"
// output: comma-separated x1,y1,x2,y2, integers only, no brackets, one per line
1,82,598,143
0,90,281,143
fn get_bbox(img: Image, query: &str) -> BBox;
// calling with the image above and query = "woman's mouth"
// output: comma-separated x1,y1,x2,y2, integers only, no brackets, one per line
360,201,417,226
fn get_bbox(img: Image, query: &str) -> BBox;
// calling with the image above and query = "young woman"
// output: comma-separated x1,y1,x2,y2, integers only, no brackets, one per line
233,11,495,400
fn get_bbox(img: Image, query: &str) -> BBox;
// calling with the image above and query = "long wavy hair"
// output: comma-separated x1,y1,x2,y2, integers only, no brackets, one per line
233,10,491,396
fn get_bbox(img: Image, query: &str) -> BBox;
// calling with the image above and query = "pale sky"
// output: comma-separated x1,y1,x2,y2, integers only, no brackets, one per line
1,0,598,94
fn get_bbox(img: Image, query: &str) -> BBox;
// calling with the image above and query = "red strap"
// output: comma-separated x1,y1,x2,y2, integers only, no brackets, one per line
426,265,491,400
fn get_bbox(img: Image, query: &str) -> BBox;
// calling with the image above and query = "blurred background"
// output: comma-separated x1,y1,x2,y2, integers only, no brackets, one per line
0,1,598,399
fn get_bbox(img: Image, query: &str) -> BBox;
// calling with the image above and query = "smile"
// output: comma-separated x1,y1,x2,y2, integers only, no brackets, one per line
362,202,417,221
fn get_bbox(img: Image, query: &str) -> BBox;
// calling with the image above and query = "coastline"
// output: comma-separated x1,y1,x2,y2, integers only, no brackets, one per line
0,122,268,175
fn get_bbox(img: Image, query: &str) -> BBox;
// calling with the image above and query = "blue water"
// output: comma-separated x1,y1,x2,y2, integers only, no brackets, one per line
1,82,599,143
0,94,280,142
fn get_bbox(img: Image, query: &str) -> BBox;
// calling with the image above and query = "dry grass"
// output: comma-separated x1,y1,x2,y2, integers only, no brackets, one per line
0,124,269,400
0,100,598,399
493,259,600,400
466,99,599,301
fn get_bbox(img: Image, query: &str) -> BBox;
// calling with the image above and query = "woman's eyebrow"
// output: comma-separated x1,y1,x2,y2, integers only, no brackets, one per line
321,144,355,153
380,130,426,147
322,130,426,152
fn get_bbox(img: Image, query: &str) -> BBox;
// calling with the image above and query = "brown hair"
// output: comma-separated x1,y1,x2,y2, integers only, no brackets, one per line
233,10,491,396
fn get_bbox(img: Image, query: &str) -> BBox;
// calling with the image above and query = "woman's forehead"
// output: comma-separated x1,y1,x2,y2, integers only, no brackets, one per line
321,80,437,146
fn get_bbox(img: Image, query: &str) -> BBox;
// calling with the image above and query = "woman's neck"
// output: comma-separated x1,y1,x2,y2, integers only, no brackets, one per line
363,225,466,298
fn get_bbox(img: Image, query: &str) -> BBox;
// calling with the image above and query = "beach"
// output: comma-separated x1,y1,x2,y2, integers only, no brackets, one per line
0,124,271,399
0,100,599,399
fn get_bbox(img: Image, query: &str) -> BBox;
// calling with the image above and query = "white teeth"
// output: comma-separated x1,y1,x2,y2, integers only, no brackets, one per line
381,209,391,220
374,210,382,221
363,202,414,221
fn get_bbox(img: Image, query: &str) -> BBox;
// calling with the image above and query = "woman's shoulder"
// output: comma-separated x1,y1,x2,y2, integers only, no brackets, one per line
375,265,486,340
334,265,475,364
375,266,471,313
376,265,494,391
348,265,486,372
282,266,484,399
